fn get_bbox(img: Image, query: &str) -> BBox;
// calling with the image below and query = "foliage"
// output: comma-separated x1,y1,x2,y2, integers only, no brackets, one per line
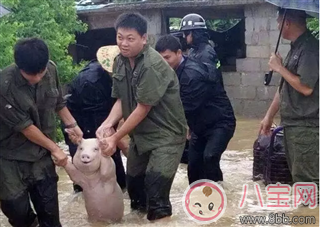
206,19,241,32
55,117,65,143
0,0,88,142
0,19,21,68
307,18,319,39
169,18,181,31
0,0,88,84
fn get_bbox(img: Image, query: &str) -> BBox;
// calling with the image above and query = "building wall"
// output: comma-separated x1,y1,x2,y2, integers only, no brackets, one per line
76,2,290,118
223,3,290,118
79,9,166,46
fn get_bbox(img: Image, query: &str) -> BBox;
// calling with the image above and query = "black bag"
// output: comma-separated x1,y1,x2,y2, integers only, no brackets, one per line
252,132,272,181
263,126,292,185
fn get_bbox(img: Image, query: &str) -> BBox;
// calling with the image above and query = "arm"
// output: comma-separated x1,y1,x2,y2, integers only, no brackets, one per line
99,103,151,156
50,62,83,143
259,89,280,135
112,64,169,140
57,106,78,126
96,99,123,139
117,137,129,157
277,66,313,96
269,51,318,96
0,94,67,166
99,58,124,131
265,89,280,120
21,125,68,166
111,103,151,142
100,99,123,129
99,65,168,156
58,107,83,144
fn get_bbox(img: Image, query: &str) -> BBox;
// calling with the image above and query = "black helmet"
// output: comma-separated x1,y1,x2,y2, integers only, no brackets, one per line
180,13,207,31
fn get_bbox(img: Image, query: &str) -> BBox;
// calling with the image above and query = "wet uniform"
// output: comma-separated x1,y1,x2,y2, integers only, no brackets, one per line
188,42,223,86
64,60,126,190
0,61,64,227
176,56,236,184
188,42,217,67
112,44,187,220
279,30,319,188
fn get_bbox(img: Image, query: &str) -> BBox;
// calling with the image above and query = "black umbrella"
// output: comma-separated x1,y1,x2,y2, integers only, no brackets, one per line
264,0,319,86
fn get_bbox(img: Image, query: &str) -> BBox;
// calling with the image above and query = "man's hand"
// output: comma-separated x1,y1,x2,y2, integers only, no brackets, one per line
65,125,83,144
51,147,68,167
186,128,191,140
96,125,116,140
99,136,117,157
259,116,273,136
269,52,283,73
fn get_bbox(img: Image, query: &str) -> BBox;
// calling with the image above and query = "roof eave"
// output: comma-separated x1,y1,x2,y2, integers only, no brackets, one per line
77,0,265,15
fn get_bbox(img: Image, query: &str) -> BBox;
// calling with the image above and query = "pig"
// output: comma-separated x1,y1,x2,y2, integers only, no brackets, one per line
63,138,124,222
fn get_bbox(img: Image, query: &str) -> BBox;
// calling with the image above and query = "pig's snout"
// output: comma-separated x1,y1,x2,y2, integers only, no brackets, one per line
81,153,91,163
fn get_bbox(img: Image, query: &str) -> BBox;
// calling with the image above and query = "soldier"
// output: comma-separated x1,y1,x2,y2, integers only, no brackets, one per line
96,13,187,221
180,13,221,70
155,35,236,184
0,38,83,227
260,9,319,193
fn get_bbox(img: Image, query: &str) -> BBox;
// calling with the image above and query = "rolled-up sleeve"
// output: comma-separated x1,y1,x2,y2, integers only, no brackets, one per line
111,77,120,99
111,60,120,99
0,94,33,132
297,50,319,89
135,66,169,106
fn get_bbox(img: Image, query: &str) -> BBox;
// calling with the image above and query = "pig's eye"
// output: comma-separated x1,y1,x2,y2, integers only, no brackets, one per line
79,147,83,151
94,147,99,152
208,202,214,211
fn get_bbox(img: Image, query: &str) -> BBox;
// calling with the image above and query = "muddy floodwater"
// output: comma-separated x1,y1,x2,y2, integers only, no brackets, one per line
0,118,319,226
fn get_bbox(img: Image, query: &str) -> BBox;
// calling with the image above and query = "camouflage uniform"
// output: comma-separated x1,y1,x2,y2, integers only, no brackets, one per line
279,31,319,189
0,62,64,227
112,44,187,220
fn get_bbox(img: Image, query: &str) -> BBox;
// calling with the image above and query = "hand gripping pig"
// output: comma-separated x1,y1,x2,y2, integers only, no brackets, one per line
63,138,124,222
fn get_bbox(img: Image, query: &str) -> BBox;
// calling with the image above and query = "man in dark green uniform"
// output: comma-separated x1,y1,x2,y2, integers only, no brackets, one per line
96,13,187,221
0,38,83,227
260,9,319,194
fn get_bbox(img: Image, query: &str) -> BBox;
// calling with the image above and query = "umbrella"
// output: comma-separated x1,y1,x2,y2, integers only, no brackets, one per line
264,0,319,86
0,3,11,18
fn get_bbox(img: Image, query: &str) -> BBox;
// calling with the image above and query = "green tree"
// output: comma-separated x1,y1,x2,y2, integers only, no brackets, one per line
169,18,181,31
206,19,241,32
307,18,319,39
0,0,88,142
0,0,88,83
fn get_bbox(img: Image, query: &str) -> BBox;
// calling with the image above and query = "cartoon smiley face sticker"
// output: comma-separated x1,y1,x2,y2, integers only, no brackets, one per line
182,180,227,224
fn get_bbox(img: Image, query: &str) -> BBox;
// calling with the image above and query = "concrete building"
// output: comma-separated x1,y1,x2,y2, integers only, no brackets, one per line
75,0,290,118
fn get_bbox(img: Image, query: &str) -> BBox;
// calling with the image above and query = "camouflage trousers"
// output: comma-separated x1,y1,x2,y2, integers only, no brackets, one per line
284,126,319,190
126,141,185,220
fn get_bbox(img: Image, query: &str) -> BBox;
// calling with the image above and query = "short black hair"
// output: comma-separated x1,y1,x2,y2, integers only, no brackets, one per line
14,37,49,75
114,12,147,36
155,35,182,53
278,8,307,26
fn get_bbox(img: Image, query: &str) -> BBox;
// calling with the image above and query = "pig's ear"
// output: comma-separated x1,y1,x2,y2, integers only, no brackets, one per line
77,138,84,145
